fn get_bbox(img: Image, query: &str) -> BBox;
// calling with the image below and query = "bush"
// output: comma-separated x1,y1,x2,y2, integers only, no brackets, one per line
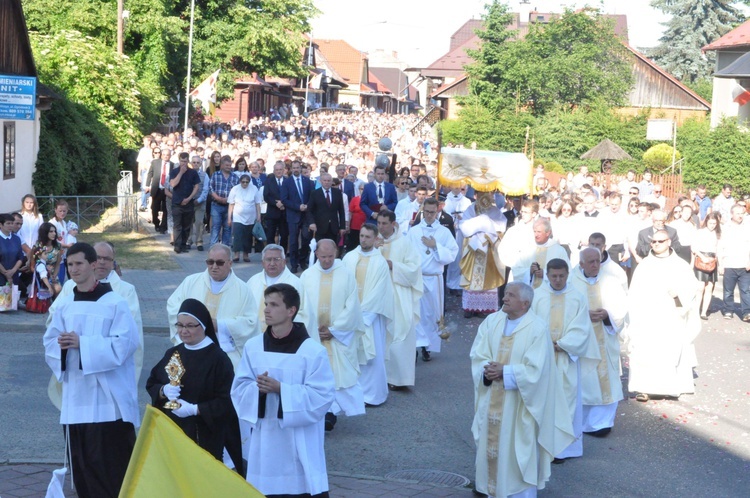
643,143,681,170
544,161,565,173
33,97,119,196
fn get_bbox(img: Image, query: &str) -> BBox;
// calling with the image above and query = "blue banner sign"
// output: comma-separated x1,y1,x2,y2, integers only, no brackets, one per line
0,75,37,120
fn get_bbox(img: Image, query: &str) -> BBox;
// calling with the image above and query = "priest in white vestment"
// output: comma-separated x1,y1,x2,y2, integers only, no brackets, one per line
471,282,575,498
532,259,600,459
246,244,311,335
444,187,473,292
407,198,459,361
568,247,628,436
47,242,144,410
588,232,629,293
167,244,257,369
300,239,366,428
394,184,419,235
43,243,140,498
458,193,507,316
498,199,539,282
627,230,700,401
342,225,394,405
375,210,423,388
516,217,570,290
232,283,335,497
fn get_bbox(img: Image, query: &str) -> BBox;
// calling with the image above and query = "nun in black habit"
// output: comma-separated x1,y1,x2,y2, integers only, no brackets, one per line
146,298,243,474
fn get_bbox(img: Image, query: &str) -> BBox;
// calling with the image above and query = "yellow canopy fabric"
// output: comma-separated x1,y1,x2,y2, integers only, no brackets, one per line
439,148,532,195
119,405,264,498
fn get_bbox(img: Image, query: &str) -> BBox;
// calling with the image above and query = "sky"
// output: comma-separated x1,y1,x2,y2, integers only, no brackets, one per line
311,0,670,68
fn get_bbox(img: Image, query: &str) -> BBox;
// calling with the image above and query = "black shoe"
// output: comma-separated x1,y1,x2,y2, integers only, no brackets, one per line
325,412,337,431
197,245,204,252
174,247,181,254
421,347,431,362
170,241,174,246
743,314,750,323
464,311,474,318
552,458,566,464
585,427,612,438
723,312,734,320
388,383,406,391
182,246,190,252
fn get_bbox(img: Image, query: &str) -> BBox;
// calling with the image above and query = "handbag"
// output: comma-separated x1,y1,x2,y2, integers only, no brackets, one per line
252,222,267,242
694,254,716,273
0,282,12,312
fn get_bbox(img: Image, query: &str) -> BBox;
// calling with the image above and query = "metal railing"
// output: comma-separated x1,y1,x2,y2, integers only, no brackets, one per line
38,172,140,232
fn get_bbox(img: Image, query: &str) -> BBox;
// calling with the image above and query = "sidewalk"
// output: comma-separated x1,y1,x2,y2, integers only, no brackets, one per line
0,464,476,497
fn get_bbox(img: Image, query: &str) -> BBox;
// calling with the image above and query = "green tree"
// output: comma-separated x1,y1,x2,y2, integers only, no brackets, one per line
649,0,746,83
463,4,633,115
678,117,750,195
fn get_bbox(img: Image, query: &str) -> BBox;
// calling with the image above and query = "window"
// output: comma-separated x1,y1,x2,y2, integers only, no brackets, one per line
3,122,15,179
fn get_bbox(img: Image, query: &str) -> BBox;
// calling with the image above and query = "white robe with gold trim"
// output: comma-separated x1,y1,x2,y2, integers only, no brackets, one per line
246,267,311,335
380,231,423,387
300,260,366,416
342,247,394,405
470,310,574,497
167,271,258,369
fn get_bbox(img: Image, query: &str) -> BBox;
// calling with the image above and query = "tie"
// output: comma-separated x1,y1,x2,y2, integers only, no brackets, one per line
326,190,331,206
278,178,282,188
160,161,167,188
296,177,303,199
378,184,383,201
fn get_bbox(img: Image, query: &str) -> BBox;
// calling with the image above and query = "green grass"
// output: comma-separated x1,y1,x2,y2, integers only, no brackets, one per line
78,231,179,271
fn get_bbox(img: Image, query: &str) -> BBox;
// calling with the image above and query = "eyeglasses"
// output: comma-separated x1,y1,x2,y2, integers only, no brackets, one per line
97,256,114,262
174,323,202,330
205,259,227,266
650,238,669,244
654,190,662,193
262,257,283,263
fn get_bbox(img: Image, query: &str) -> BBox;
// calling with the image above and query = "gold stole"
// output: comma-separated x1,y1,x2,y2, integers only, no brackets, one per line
532,246,548,288
381,239,392,261
586,281,613,404
549,293,565,344
486,328,517,497
204,290,221,321
317,272,335,363
354,255,370,302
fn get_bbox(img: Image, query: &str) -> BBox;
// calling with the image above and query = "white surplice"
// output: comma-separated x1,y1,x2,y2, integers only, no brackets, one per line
498,218,536,282
43,290,140,427
231,335,335,496
444,193,473,290
408,220,459,353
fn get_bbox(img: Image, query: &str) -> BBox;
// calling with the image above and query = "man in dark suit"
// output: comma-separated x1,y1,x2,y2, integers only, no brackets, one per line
360,165,398,225
281,160,313,272
263,160,288,250
145,148,172,233
334,163,355,199
307,173,346,244
635,209,683,263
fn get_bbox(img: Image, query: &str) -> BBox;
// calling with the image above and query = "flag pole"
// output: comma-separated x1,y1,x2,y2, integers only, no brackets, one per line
304,33,313,113
183,0,196,134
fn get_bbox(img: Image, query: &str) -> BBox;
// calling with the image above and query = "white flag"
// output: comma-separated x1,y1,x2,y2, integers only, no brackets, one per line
190,69,220,115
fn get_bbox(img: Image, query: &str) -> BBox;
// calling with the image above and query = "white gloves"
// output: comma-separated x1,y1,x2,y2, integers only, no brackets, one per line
163,383,181,401
171,400,198,418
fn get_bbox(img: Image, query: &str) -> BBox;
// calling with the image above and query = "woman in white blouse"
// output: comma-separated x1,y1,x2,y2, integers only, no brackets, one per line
692,212,721,319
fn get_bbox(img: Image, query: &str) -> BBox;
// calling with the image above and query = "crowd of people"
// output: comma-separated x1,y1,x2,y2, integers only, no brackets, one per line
3,110,749,497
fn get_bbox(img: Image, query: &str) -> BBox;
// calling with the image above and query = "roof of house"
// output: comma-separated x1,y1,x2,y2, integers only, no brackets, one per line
0,0,37,77
703,19,750,52
366,71,391,95
625,44,711,109
369,67,408,97
714,50,750,78
422,12,628,77
313,47,348,88
431,44,710,111
315,39,366,85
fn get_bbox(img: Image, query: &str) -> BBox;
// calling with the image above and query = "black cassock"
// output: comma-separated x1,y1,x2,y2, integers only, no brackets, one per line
146,343,241,469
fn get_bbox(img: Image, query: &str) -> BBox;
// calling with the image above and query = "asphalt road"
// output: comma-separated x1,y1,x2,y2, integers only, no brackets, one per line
1,292,749,496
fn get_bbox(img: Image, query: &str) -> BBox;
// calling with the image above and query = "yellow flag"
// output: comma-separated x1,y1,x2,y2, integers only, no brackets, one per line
119,405,264,498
